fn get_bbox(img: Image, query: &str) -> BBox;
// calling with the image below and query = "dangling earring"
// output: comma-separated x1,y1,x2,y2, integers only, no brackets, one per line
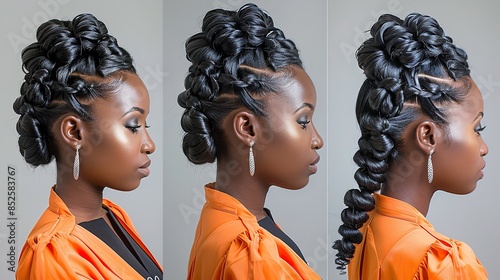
427,148,435,184
73,144,81,180
249,141,255,176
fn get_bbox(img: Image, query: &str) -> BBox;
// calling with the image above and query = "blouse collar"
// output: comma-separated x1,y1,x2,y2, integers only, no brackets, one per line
374,193,433,228
204,182,257,221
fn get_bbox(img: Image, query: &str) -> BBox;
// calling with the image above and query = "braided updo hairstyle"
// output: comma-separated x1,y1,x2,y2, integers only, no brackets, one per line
178,3,303,164
333,13,471,272
13,13,136,167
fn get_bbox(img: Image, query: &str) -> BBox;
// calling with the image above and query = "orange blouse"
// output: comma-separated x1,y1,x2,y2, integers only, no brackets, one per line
187,183,321,280
16,187,162,280
348,193,487,280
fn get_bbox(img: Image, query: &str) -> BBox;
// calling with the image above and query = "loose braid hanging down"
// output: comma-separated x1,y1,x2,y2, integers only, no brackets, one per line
177,3,303,165
332,13,471,272
13,13,136,167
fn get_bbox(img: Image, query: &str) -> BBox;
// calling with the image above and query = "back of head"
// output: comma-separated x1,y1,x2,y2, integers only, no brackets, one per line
333,13,470,272
13,13,136,167
177,3,303,164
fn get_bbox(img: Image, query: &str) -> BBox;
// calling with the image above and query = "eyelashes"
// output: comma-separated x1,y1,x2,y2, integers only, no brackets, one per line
475,124,486,135
126,125,141,133
297,119,311,129
125,120,151,134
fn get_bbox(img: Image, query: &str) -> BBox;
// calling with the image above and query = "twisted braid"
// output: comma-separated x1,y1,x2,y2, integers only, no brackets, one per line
333,13,471,272
178,3,302,164
13,13,136,167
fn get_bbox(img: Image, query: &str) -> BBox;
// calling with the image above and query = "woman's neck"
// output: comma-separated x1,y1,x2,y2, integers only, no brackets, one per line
382,179,435,216
215,161,269,220
55,170,105,223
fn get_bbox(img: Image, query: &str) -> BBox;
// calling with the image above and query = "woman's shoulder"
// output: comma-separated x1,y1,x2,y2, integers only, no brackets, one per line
408,226,488,279
416,238,488,279
194,210,265,257
24,207,77,246
374,225,487,279
24,199,124,248
200,219,255,248
388,223,478,262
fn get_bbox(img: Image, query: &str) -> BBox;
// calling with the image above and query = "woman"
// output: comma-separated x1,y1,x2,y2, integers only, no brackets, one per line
333,13,488,279
178,3,323,279
13,13,162,279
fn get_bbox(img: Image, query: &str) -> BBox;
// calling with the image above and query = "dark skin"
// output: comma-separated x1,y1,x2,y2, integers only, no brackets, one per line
51,73,155,225
214,66,323,220
382,78,488,216
382,116,439,216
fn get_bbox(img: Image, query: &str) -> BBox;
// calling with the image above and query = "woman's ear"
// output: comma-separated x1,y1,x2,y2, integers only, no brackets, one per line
232,110,260,145
415,120,440,153
59,115,84,146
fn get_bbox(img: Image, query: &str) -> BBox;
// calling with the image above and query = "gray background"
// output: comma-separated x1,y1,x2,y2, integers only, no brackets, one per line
1,1,498,280
0,1,163,280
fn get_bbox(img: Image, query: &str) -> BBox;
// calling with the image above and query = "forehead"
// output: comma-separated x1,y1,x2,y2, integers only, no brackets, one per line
92,73,150,116
267,67,316,108
463,79,483,112
445,78,483,121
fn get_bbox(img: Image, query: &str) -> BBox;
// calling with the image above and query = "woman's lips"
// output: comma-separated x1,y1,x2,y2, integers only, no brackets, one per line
309,156,320,174
139,160,151,177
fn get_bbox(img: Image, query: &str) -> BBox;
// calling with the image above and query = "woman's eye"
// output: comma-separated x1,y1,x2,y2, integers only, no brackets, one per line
297,118,311,129
474,124,486,135
125,120,141,133
126,125,141,133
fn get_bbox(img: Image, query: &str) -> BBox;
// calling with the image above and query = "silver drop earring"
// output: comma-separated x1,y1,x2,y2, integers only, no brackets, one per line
73,144,81,180
249,141,255,176
427,148,435,184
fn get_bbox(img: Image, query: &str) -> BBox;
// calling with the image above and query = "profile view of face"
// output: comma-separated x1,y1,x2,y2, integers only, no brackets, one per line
254,66,323,190
78,72,156,191
432,78,488,194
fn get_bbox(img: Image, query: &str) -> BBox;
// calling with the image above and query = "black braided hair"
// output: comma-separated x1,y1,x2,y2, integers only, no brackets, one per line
13,13,136,167
333,13,471,272
178,3,303,164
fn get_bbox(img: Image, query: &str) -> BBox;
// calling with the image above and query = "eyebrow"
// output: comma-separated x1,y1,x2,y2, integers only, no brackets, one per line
122,107,145,117
474,112,484,121
294,103,314,113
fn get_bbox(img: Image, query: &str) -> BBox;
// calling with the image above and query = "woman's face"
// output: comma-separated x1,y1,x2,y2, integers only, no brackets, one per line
433,79,488,194
254,67,323,190
80,73,156,191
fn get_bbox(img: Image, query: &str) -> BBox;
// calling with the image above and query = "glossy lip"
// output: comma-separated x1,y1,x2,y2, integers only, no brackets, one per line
479,163,486,180
138,160,151,177
309,155,320,174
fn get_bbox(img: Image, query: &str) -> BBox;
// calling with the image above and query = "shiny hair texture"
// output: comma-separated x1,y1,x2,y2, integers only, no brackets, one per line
177,3,303,164
13,13,136,167
332,13,471,272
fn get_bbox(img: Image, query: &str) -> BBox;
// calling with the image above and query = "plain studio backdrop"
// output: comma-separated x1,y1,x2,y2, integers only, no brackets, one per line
1,1,498,279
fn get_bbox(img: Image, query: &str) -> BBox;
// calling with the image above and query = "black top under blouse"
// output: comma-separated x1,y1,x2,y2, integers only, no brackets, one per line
258,208,307,262
79,208,162,279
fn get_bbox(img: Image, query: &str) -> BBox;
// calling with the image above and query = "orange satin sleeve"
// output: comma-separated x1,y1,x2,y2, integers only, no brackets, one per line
417,239,488,280
220,228,320,280
17,232,113,280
